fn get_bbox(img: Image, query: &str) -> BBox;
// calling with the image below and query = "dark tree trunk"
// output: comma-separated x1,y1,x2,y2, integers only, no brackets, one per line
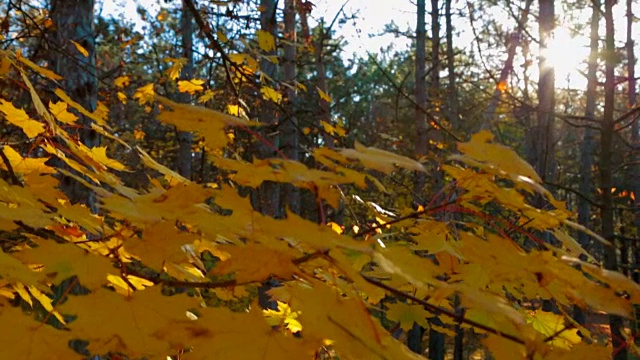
601,1,627,359
574,0,600,332
175,0,195,180
281,0,300,214
49,0,98,213
253,0,281,218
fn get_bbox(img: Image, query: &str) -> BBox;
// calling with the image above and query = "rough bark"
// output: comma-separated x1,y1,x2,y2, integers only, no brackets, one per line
49,0,98,213
426,1,445,358
444,0,459,128
253,0,281,218
314,21,334,149
408,1,427,353
528,0,555,183
574,0,600,330
601,1,627,358
281,0,300,214
175,0,195,180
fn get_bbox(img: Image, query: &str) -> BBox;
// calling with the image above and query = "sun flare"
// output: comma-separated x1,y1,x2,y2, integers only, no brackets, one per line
540,27,589,84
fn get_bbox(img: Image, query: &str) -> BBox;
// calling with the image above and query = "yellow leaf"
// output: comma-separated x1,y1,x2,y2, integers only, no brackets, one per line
27,285,66,324
0,146,54,175
178,79,204,94
70,40,89,57
155,96,252,151
260,86,282,104
54,89,108,126
114,75,130,88
0,99,45,138
89,146,128,171
526,311,580,349
116,91,127,104
133,129,145,140
217,29,228,43
164,57,186,80
16,54,62,80
338,143,425,174
317,87,332,103
385,302,432,331
48,101,78,124
133,83,155,105
198,89,217,103
263,301,303,333
257,29,276,51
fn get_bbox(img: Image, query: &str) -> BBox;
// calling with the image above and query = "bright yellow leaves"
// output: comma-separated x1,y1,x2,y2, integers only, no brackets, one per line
0,99,46,138
48,101,78,124
257,29,276,51
178,79,205,94
155,95,251,151
263,301,303,333
164,57,186,80
260,85,282,104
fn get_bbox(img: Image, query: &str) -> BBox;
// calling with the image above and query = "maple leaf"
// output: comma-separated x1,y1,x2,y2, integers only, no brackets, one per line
62,287,199,357
89,146,128,171
0,306,79,360
260,86,282,104
257,29,276,51
15,238,116,290
0,99,46,138
525,311,580,349
126,221,200,270
16,54,62,80
263,301,303,333
155,96,252,151
48,101,78,124
385,302,432,331
164,57,186,80
270,280,424,360
113,75,130,88
54,89,107,126
318,143,425,174
178,79,205,94
157,304,317,360
0,145,54,175
208,243,301,283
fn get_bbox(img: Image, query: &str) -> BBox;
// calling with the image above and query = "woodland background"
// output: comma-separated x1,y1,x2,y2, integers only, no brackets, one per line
0,0,640,359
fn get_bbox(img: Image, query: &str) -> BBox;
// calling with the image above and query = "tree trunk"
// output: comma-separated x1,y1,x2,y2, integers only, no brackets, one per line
625,0,640,347
574,0,600,331
281,0,300,214
413,0,427,208
175,0,195,180
315,21,334,149
49,0,98,213
601,1,627,359
253,0,281,218
427,2,445,359
409,2,427,353
528,0,555,183
444,0,459,129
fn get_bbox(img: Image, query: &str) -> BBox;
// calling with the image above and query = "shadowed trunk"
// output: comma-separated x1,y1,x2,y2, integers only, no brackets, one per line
49,0,98,213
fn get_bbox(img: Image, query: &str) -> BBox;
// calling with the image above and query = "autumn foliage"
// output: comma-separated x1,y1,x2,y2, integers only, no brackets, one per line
0,46,635,360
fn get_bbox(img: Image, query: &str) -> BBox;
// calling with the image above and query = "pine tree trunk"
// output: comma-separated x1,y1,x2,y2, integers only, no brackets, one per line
601,1,627,358
49,0,98,213
175,0,195,180
574,0,600,332
281,0,300,214
253,0,281,218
